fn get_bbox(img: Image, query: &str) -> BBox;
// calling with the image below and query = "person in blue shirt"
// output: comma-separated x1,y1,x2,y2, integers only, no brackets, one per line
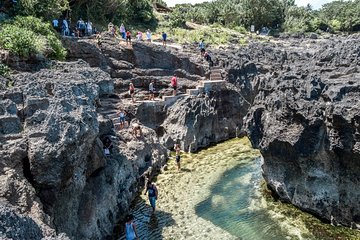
199,39,205,56
162,32,167,47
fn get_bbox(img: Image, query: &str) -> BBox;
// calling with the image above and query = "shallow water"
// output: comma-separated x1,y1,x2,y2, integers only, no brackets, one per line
120,138,360,240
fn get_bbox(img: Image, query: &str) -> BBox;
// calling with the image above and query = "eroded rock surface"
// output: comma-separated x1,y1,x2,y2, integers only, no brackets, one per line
243,35,360,229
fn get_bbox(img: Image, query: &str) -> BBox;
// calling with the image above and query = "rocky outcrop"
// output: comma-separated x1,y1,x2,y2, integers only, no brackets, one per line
244,35,360,229
0,60,168,239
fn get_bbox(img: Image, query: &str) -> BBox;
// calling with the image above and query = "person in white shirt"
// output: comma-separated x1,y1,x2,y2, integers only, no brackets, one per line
146,29,152,42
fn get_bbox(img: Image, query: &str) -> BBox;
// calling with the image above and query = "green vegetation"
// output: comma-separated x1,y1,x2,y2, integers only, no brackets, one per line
0,16,66,59
168,0,360,33
0,64,10,77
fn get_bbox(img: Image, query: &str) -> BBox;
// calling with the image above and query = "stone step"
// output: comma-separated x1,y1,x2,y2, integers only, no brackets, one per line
210,73,222,80
162,94,188,106
108,113,118,119
98,109,118,116
202,80,226,92
187,88,199,96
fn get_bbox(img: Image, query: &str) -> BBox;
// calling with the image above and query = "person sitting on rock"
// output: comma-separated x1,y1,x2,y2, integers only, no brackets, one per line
149,80,155,101
137,31,143,41
204,51,214,67
103,137,113,156
132,123,143,138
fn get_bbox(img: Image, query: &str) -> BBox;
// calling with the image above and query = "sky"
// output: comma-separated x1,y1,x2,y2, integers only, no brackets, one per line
164,0,335,10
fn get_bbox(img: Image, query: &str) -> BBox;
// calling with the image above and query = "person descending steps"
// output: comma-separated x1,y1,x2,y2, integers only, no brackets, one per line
144,180,158,213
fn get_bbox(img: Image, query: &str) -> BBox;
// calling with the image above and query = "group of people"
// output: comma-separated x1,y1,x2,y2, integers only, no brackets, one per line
52,17,96,38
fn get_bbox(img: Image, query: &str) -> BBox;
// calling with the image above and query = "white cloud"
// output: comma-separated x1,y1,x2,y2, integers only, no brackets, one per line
164,0,212,7
295,0,334,9
165,0,335,9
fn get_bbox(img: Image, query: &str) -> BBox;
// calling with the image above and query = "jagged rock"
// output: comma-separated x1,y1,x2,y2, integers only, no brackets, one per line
245,35,360,229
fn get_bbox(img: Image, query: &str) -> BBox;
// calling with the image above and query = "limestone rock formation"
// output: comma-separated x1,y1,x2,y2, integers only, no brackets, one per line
0,60,168,239
244,35,360,229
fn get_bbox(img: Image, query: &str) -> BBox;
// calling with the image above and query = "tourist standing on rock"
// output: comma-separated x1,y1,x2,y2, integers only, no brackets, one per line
129,83,135,103
171,74,177,96
118,109,126,129
86,21,93,36
62,19,69,36
149,80,155,101
52,19,59,32
199,39,205,56
146,29,152,42
125,214,139,240
175,143,181,171
137,31,143,41
144,181,158,213
77,18,86,37
120,23,126,39
126,30,132,45
162,31,167,47
204,51,214,67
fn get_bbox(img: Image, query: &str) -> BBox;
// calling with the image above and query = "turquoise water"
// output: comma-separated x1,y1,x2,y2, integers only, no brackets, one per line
195,157,288,240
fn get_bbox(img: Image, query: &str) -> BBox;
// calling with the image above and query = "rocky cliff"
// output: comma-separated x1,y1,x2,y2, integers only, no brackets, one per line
1,32,360,239
240,35,360,229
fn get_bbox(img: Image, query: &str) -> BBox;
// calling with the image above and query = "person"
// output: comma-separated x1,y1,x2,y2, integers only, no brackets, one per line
175,143,181,171
103,137,113,156
199,39,205,56
77,18,86,37
96,32,102,47
171,74,177,96
52,19,59,32
204,51,214,67
125,214,139,240
149,80,155,101
118,109,126,129
162,31,167,47
126,30,132,45
129,83,135,103
62,19,69,36
136,31,143,41
132,123,142,138
86,21,93,36
144,180,158,213
120,23,126,39
146,29,152,42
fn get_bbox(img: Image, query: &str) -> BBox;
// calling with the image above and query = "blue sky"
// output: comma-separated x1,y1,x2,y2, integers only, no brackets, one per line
164,0,334,9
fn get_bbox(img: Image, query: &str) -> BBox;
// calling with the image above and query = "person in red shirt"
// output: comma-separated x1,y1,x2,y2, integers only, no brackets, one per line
171,74,177,96
126,30,132,45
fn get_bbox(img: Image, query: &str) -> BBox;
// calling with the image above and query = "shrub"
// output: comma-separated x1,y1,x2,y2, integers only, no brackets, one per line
0,25,45,57
0,16,66,60
0,64,10,77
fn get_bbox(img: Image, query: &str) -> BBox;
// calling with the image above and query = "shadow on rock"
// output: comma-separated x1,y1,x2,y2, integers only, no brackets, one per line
113,197,175,240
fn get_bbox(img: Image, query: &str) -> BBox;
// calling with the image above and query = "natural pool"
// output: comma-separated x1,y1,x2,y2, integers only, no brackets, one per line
121,138,360,240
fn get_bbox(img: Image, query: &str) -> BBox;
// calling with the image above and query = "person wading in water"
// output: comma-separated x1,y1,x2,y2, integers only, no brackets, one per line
125,214,139,240
144,180,158,213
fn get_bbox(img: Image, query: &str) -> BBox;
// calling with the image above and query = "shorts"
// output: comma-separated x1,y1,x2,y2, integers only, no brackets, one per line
176,155,181,163
120,116,125,122
126,36,131,40
163,38,167,42
172,85,177,90
149,196,156,209
149,90,154,94
130,90,135,94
